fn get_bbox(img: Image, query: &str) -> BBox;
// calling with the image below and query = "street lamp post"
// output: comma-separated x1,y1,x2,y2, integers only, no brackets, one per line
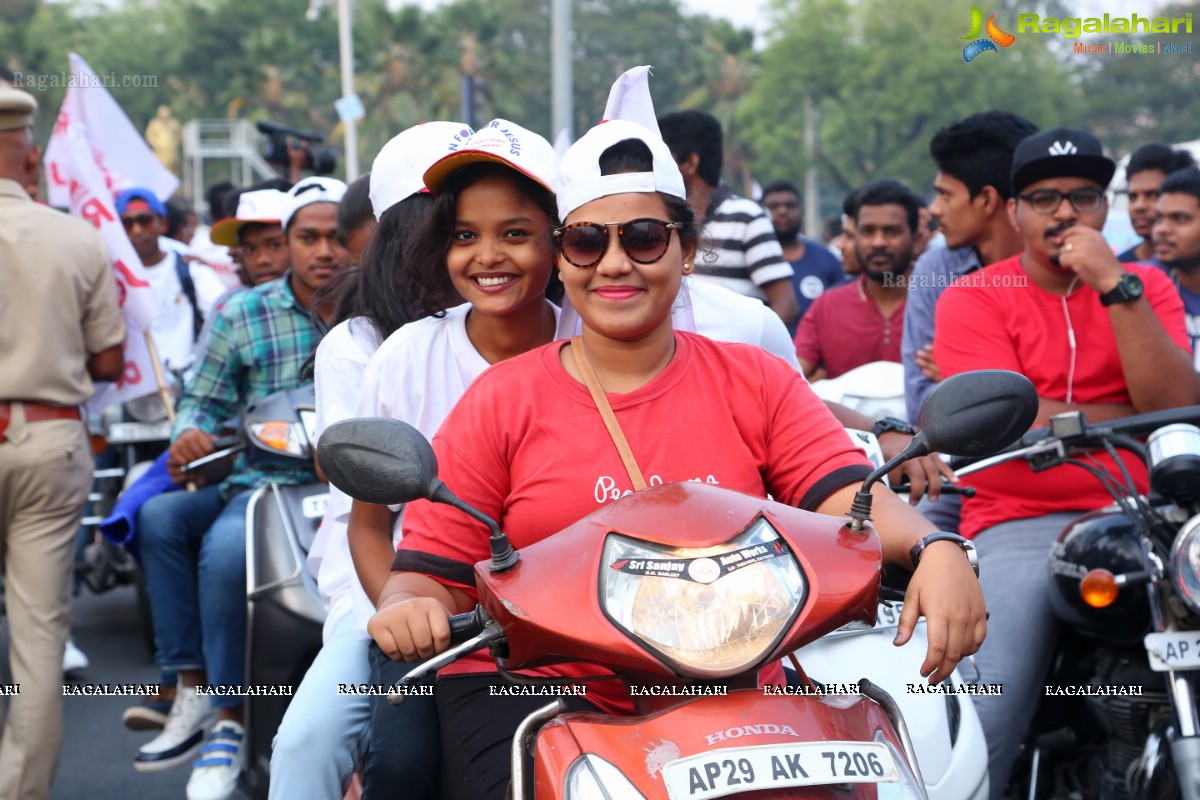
307,0,360,181
337,0,359,181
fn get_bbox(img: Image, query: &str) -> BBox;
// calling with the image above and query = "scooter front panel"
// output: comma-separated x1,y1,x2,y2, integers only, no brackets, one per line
532,689,915,799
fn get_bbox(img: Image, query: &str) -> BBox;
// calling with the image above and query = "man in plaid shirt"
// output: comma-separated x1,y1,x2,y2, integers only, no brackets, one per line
134,178,350,800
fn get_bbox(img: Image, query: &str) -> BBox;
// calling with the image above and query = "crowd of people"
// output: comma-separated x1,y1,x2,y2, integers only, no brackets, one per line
3,65,1200,800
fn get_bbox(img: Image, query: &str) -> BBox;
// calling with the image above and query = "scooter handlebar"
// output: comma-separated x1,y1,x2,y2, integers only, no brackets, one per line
448,606,489,645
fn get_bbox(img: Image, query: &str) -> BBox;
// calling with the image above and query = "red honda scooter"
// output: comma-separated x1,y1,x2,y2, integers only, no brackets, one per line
317,370,1037,800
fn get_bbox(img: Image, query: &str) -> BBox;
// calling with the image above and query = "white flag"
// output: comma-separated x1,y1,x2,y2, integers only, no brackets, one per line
62,126,161,406
601,65,660,134
43,53,179,208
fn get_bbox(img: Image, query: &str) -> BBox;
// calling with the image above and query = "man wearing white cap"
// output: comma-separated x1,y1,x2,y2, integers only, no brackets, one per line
0,83,126,800
133,177,349,800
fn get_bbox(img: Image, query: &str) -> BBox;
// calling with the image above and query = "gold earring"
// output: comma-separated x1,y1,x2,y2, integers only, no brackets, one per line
682,262,694,276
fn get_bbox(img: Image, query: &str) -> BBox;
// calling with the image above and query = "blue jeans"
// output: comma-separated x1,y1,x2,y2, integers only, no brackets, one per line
363,642,439,800
138,484,251,710
268,616,371,799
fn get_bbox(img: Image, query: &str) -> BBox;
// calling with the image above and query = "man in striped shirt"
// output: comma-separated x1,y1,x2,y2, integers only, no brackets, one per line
659,110,800,328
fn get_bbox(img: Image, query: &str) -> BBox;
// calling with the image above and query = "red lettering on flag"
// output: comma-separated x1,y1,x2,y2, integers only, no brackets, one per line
113,259,150,289
117,360,142,389
79,198,116,228
49,161,68,188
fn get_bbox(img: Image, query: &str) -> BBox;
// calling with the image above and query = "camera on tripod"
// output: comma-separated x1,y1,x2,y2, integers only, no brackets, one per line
256,120,338,177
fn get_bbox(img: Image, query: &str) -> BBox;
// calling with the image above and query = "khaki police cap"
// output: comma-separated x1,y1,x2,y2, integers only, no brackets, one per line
0,83,37,131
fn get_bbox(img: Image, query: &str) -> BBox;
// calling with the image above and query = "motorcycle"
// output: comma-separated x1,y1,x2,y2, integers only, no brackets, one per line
315,369,1037,799
182,384,329,799
955,406,1200,800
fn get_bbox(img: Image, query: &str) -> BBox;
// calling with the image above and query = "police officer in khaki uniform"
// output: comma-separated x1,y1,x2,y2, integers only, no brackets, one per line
0,83,126,800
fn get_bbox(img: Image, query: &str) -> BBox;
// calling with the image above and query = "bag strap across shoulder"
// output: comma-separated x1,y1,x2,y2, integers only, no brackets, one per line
570,336,647,491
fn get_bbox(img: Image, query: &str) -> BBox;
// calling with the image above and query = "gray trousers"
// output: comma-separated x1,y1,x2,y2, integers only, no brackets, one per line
969,511,1083,800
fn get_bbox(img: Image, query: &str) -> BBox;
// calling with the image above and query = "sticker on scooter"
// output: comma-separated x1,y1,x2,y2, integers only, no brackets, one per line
663,741,898,799
609,541,790,584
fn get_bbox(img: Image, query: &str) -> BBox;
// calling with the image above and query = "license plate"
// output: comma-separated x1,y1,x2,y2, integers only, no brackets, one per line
301,493,330,519
876,601,903,629
106,421,174,443
663,741,898,800
1144,631,1200,671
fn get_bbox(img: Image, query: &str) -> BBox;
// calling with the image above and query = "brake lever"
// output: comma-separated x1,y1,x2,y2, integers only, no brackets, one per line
388,620,504,706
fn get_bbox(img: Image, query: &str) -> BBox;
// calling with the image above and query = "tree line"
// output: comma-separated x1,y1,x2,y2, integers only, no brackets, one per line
3,0,1195,215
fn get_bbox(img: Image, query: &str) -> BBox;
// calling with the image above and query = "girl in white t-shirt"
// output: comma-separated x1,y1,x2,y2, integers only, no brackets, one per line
268,121,472,800
286,119,563,800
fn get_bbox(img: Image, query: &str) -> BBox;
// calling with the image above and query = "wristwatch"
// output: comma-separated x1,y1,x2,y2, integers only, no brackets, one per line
909,532,979,576
1099,273,1144,307
872,417,916,438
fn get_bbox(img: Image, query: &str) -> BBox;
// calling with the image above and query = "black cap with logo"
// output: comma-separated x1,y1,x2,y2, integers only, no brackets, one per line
1010,127,1116,196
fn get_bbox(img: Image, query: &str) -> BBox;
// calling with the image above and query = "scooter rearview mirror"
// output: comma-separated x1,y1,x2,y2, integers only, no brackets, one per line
918,369,1039,457
317,418,439,506
846,369,1037,531
317,418,518,571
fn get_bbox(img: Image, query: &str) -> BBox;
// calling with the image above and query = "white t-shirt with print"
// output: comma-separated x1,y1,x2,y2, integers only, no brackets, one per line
317,303,561,641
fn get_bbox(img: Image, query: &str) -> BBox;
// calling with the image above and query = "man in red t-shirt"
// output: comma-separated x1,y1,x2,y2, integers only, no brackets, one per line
933,126,1200,798
794,179,921,380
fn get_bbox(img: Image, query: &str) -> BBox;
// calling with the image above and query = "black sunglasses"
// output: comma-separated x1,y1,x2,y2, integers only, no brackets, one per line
121,214,158,229
553,218,686,269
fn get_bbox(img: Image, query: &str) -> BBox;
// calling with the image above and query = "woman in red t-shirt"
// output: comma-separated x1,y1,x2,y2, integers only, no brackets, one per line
367,120,987,800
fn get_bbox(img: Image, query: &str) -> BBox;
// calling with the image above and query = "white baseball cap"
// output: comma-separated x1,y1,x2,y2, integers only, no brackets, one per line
209,189,290,246
556,119,685,221
369,122,474,220
422,118,558,194
282,176,348,231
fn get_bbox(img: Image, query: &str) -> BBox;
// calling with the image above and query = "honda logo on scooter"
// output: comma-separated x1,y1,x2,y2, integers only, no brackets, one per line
704,723,800,746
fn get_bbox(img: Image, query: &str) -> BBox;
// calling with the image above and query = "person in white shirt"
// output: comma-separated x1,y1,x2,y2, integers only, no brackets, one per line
114,188,225,372
267,121,472,800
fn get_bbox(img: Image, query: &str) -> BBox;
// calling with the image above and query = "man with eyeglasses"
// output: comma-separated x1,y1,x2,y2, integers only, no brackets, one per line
115,188,226,370
932,127,1200,798
1118,143,1196,265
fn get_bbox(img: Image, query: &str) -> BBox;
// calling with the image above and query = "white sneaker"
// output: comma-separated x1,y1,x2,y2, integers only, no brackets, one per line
186,721,245,800
63,639,89,673
133,682,218,773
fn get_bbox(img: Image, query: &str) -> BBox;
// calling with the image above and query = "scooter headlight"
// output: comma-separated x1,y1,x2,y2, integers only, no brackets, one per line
564,754,648,799
1170,514,1200,615
601,518,804,678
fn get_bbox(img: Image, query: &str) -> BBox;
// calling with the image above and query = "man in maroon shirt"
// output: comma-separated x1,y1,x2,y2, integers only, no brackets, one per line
794,179,921,380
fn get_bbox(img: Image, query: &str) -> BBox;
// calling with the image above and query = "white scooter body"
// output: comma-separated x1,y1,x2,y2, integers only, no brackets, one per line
810,360,908,420
793,619,989,800
801,361,989,800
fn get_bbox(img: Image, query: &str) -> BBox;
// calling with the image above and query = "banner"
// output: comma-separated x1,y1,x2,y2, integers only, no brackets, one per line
43,53,179,208
63,125,161,407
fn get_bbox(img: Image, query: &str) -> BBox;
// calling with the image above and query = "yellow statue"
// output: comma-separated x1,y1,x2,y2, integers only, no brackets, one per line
145,105,182,176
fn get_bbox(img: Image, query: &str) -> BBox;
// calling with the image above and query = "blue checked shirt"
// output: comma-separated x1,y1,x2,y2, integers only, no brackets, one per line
174,273,320,498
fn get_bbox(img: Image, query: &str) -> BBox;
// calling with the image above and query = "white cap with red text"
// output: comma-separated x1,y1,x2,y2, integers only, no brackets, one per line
210,189,290,246
423,118,557,194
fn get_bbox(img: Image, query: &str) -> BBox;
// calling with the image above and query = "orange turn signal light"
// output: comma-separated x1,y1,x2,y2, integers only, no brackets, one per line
254,421,293,452
90,434,109,456
1080,569,1119,608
